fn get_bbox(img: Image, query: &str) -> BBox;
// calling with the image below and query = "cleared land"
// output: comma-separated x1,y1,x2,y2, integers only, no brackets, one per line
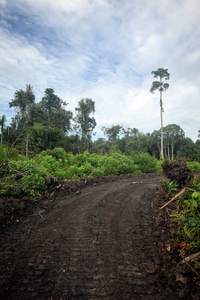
0,174,198,299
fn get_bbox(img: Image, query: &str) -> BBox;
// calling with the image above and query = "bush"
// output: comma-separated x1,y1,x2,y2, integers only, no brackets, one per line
0,147,162,196
43,147,67,162
131,152,161,173
0,145,17,177
0,158,48,196
78,162,94,178
187,161,200,173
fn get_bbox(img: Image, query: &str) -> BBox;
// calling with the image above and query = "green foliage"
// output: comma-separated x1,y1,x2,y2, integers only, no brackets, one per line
0,147,163,196
160,178,178,195
187,161,200,172
78,162,94,178
74,98,96,151
20,174,46,196
0,145,17,177
131,152,161,173
0,157,48,196
171,176,200,254
37,154,66,180
40,147,67,163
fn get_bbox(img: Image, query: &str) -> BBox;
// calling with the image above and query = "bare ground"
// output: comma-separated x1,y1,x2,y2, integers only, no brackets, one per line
0,174,200,299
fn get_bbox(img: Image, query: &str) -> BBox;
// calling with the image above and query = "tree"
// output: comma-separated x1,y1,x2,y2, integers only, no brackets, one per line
9,84,35,117
30,123,65,153
74,98,96,152
0,115,6,146
8,85,36,152
7,86,73,155
102,125,123,142
163,124,185,160
150,68,170,159
40,88,72,130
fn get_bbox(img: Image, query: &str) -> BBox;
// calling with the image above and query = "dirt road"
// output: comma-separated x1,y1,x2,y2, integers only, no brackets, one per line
0,174,195,299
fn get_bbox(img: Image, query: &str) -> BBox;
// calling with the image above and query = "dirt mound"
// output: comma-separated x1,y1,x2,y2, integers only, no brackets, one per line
162,159,194,187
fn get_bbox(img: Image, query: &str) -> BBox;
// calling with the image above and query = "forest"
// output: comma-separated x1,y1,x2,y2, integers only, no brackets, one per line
0,83,200,196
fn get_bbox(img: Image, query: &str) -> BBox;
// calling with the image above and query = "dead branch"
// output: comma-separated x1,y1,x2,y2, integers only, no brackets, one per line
160,188,185,210
85,169,96,185
181,257,200,278
87,169,96,179
180,251,200,264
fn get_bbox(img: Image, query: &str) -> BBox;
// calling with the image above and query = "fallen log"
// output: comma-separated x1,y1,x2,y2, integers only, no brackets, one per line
160,188,185,210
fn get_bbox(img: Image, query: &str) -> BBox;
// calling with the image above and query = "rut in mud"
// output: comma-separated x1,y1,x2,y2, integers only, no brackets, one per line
0,174,197,299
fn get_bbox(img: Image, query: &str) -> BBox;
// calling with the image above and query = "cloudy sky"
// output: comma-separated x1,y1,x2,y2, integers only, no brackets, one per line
0,0,200,141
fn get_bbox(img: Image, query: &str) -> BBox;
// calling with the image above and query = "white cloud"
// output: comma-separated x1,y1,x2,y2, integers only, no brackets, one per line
0,0,200,141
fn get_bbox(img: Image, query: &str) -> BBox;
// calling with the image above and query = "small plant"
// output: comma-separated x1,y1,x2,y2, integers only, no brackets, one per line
171,177,200,256
160,178,178,195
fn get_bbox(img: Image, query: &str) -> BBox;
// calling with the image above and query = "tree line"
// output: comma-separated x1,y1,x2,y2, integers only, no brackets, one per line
1,84,200,161
0,85,96,155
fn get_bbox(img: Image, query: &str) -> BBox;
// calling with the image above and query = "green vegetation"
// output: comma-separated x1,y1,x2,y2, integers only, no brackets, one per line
160,178,178,196
0,147,161,196
171,177,200,255
1,84,200,198
0,84,200,160
158,158,200,282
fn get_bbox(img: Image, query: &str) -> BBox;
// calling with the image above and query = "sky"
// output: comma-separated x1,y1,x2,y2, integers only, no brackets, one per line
0,0,200,141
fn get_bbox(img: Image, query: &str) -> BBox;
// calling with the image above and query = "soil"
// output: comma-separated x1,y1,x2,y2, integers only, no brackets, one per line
0,173,200,300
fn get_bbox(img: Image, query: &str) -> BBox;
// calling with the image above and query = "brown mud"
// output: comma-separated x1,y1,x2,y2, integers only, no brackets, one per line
0,173,200,299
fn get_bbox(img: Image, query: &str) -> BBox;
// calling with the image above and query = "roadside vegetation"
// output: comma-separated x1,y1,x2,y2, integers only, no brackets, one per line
160,159,200,282
0,146,162,196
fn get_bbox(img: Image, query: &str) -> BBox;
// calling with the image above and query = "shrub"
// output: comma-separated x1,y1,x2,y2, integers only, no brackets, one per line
78,162,94,178
0,158,48,196
187,161,200,173
131,152,161,173
67,166,79,179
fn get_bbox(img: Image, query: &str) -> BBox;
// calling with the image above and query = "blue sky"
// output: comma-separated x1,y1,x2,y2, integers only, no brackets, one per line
0,0,200,141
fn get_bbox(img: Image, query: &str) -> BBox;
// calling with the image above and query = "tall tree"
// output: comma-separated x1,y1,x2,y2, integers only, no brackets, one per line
74,98,96,152
150,68,170,159
163,124,185,160
9,84,35,117
41,88,72,129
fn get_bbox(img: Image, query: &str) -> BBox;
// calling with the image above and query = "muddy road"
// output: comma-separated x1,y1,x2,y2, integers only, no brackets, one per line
0,174,197,299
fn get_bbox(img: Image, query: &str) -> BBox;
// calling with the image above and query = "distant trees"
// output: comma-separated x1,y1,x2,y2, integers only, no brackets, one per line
7,85,73,154
150,68,170,159
1,84,200,162
163,124,185,160
74,98,97,152
102,125,123,142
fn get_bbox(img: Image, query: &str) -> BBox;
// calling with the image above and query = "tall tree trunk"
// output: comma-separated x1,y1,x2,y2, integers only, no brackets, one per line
167,144,170,159
160,77,164,160
157,141,161,155
164,146,167,159
171,141,174,161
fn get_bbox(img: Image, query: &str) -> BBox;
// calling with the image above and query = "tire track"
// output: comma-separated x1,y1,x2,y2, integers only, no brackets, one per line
1,175,182,299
